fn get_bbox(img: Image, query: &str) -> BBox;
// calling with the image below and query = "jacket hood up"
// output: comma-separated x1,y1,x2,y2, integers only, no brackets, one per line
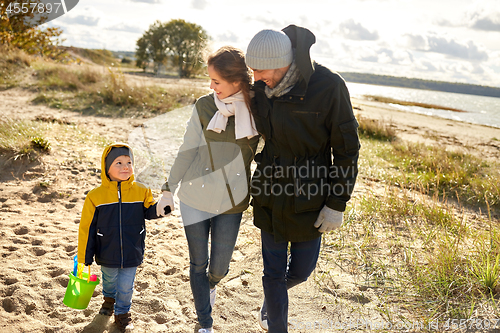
100,142,135,187
282,24,316,93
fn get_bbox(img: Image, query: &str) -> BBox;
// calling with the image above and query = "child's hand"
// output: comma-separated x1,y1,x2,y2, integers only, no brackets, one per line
157,191,174,217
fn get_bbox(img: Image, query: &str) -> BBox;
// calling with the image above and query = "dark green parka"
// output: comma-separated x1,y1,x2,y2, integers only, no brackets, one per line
250,25,360,243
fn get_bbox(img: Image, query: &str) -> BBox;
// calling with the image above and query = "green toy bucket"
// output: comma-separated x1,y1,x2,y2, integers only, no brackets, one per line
63,272,100,310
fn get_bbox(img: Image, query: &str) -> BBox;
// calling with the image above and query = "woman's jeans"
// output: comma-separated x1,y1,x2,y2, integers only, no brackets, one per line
100,266,138,315
180,202,243,329
261,230,322,333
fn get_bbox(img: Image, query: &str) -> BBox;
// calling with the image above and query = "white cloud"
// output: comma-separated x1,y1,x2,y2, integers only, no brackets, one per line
428,36,488,61
61,15,99,26
404,34,426,50
338,19,379,41
466,1,500,32
244,15,286,31
435,19,459,27
106,23,143,34
312,39,335,58
341,42,412,66
360,54,378,62
58,6,104,27
217,31,239,44
192,0,208,10
470,16,500,32
415,60,438,72
404,33,488,62
438,1,500,32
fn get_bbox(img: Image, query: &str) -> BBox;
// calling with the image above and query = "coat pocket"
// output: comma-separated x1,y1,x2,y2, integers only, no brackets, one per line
122,223,146,264
95,227,120,264
339,118,360,155
293,177,328,213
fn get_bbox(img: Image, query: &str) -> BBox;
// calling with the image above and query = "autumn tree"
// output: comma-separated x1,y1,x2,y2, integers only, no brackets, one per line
135,20,170,74
0,0,65,58
136,19,209,77
163,19,208,77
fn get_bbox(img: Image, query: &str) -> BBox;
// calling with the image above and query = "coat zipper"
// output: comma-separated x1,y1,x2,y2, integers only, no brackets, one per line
118,182,124,268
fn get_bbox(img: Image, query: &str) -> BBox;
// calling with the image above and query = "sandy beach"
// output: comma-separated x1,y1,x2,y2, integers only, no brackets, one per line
1,82,500,333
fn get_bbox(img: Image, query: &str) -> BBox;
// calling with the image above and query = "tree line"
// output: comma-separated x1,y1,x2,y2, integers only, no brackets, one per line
341,72,500,98
135,19,210,78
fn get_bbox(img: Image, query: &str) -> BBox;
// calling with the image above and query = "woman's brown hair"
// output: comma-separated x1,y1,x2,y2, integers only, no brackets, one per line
207,46,252,109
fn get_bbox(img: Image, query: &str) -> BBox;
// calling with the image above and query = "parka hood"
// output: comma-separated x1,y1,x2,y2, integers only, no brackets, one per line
282,25,316,90
101,142,135,187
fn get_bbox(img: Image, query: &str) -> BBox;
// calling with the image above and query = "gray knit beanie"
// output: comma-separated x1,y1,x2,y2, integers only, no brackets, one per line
246,29,293,70
105,146,133,175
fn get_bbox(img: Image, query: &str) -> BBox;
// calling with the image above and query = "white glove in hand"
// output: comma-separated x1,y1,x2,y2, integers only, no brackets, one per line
313,206,343,233
156,191,174,217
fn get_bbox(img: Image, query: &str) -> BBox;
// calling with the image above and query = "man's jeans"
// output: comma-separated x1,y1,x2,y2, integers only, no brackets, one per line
261,230,322,333
100,266,138,315
181,201,243,329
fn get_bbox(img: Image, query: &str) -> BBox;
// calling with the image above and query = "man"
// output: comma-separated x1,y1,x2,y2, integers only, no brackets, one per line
245,25,360,332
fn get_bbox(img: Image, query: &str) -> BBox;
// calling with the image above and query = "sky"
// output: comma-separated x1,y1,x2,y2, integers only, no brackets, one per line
46,0,500,87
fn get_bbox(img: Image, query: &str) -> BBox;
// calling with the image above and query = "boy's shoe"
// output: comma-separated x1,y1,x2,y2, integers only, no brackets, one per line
259,300,268,331
210,287,217,308
198,328,214,333
98,297,115,316
114,312,133,332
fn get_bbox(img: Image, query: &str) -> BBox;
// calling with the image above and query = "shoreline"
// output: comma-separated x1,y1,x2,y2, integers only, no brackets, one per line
351,97,500,160
353,96,500,130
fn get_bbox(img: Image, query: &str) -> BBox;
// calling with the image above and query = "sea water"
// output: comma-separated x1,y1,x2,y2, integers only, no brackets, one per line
346,82,500,128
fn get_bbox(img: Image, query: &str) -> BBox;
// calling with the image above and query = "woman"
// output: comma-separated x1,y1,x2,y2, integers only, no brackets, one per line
157,46,259,333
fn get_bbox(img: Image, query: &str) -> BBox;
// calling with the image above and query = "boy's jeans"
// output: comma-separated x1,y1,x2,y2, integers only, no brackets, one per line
261,230,322,333
101,266,138,315
180,201,242,329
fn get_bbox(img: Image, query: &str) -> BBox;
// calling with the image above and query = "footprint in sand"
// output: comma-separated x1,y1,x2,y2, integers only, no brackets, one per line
12,237,28,245
154,313,169,324
25,303,36,315
31,238,42,246
54,275,69,288
2,297,16,313
13,225,29,235
1,285,18,297
135,281,149,292
5,245,18,252
48,267,66,278
4,277,18,285
32,247,47,256
164,267,178,276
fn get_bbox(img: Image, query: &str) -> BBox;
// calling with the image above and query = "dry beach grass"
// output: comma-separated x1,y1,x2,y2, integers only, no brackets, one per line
1,49,500,332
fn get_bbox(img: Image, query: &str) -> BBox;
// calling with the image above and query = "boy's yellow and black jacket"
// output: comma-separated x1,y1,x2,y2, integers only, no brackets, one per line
78,143,160,268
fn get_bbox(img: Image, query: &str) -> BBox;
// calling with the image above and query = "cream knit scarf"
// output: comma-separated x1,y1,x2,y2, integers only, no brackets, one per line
207,91,259,140
265,58,301,98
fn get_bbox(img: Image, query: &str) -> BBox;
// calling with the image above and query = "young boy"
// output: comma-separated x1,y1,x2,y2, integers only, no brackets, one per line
78,143,168,331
